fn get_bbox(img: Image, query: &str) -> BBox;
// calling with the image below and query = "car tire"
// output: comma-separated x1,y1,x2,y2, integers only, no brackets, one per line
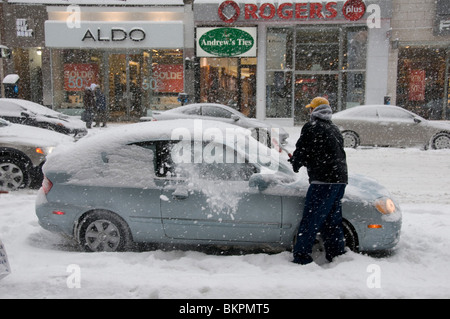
342,131,360,148
77,211,133,252
431,132,450,150
292,220,359,258
0,155,30,191
342,221,358,252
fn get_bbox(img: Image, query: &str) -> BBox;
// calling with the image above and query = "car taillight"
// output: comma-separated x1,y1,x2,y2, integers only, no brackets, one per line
42,176,53,195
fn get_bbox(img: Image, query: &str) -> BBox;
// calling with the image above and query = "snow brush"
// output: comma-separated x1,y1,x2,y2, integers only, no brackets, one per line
271,137,292,158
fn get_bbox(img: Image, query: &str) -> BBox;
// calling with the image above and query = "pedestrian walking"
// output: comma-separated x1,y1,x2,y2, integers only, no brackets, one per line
92,84,108,127
83,86,95,129
289,97,348,265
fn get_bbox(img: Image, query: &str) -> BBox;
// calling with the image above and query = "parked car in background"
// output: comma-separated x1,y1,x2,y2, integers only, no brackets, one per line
333,105,450,149
141,103,289,145
36,120,401,256
0,118,74,191
0,98,87,139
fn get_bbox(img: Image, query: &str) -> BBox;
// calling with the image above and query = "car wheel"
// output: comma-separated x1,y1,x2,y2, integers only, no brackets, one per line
342,131,360,148
292,221,359,260
431,132,450,150
0,156,30,191
78,211,133,252
343,221,358,252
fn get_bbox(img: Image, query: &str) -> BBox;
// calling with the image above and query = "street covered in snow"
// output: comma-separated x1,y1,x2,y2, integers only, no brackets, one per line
0,126,449,299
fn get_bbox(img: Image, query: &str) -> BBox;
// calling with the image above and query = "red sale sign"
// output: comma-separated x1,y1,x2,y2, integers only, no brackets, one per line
152,64,184,93
64,64,99,92
408,69,426,101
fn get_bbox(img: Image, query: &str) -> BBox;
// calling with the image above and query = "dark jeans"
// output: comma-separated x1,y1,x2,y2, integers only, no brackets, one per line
293,183,347,265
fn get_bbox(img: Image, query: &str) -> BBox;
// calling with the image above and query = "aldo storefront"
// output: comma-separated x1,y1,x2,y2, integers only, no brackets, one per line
44,2,186,120
194,0,392,125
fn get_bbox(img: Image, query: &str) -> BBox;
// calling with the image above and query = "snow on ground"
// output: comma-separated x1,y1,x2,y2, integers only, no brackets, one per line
0,125,450,299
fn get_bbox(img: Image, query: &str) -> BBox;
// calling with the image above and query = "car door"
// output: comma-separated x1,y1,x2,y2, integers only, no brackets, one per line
158,140,283,243
377,107,425,147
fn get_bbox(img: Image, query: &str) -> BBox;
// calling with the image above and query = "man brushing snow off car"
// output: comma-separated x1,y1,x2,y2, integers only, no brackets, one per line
289,97,348,265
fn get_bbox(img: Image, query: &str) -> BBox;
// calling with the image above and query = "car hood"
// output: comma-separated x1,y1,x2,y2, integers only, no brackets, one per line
259,169,393,202
423,119,450,131
0,121,74,147
34,114,86,130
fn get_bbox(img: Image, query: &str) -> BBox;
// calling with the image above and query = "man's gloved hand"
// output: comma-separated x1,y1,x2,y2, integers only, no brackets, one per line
288,157,299,173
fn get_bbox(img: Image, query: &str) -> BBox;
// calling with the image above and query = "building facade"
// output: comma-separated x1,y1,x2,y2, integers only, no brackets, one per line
388,0,450,120
1,0,193,121
193,0,392,125
1,0,449,123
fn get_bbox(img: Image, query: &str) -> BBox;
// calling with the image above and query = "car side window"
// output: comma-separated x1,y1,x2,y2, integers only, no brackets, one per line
201,106,232,119
132,140,179,177
181,106,201,115
169,140,257,181
349,107,377,118
378,108,414,121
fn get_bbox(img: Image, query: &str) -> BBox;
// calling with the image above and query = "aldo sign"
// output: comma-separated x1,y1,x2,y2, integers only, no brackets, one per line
45,21,183,49
81,27,146,42
196,27,257,57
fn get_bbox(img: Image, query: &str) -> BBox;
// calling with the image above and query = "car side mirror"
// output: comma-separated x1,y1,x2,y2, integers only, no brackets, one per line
249,173,270,191
20,111,30,118
413,117,421,124
231,114,240,122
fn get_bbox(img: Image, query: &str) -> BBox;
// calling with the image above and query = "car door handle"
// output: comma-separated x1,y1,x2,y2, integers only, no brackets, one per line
172,188,189,200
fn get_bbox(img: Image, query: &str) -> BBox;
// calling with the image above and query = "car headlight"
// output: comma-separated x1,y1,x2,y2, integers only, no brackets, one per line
35,146,55,156
374,198,396,214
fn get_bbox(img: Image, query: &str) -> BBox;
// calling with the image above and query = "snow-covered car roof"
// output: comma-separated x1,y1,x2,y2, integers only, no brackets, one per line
45,119,288,176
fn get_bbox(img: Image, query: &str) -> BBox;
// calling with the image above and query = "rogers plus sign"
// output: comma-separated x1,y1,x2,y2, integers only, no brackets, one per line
342,0,366,21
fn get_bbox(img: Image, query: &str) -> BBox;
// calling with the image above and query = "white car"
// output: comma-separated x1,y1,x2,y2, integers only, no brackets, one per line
142,103,289,145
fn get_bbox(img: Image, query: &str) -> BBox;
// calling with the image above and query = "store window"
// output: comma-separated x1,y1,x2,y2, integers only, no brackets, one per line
266,26,367,123
51,49,183,120
397,48,449,120
266,28,293,118
199,57,257,117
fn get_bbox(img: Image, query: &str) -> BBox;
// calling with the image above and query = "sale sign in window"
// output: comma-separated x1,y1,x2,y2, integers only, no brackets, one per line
152,64,184,93
408,69,426,101
64,64,99,91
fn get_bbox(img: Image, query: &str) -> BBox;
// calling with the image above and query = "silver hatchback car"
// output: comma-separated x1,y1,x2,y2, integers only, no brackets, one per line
36,120,401,256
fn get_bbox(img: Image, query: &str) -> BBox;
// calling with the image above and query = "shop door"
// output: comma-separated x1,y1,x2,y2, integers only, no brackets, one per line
108,54,144,120
199,57,257,117
294,74,339,123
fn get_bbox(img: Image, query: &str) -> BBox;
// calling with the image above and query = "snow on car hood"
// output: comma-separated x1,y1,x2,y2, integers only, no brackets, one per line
0,120,74,147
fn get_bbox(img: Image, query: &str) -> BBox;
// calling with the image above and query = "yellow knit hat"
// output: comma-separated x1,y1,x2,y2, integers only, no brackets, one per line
305,97,329,109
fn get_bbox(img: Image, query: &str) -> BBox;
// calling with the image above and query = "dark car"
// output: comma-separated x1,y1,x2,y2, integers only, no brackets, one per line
0,98,87,139
0,118,73,191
